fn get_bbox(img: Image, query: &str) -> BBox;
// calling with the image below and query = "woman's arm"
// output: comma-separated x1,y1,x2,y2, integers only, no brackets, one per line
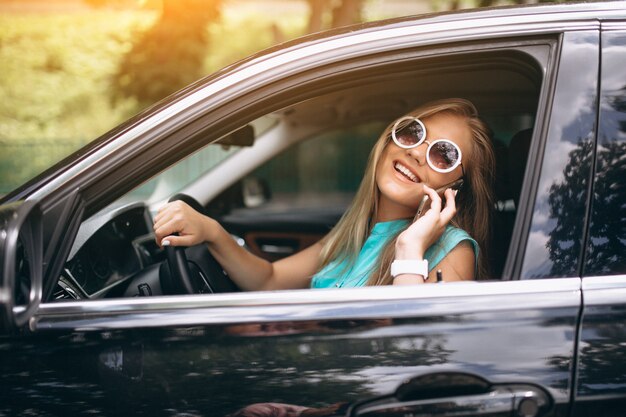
425,241,475,282
153,201,322,291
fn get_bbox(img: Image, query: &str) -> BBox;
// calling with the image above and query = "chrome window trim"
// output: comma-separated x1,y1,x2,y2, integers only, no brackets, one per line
582,276,626,305
601,21,626,31
27,6,623,203
33,277,581,331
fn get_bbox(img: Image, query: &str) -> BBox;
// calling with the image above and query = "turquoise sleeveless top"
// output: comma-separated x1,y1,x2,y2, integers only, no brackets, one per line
310,219,478,288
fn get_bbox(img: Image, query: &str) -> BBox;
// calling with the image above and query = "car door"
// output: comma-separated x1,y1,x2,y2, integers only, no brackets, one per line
572,27,626,417
0,11,609,417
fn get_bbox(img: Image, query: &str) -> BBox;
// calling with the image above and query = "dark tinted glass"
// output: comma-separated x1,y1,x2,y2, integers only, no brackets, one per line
394,118,425,147
429,141,459,170
584,32,626,276
521,33,598,279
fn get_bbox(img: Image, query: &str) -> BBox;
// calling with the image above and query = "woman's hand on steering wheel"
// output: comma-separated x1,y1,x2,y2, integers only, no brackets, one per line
153,200,213,248
154,197,240,294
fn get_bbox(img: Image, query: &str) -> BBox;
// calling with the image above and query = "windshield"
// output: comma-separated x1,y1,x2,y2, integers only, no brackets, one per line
118,143,240,207
110,115,277,209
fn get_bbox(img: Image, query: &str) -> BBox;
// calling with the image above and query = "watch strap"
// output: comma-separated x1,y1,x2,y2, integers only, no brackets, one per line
391,259,429,278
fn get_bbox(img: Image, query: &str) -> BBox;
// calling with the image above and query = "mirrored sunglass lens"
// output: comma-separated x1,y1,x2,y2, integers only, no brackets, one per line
394,120,424,147
429,142,459,170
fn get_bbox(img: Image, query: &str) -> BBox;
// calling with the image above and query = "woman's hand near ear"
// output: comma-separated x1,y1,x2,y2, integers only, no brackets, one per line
395,185,457,260
392,186,473,285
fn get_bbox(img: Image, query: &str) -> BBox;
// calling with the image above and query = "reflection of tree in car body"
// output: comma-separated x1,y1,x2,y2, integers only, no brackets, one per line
547,139,626,276
575,81,626,393
546,86,626,276
586,87,626,275
546,139,593,277
577,312,626,397
585,140,626,275
220,319,454,417
104,318,454,416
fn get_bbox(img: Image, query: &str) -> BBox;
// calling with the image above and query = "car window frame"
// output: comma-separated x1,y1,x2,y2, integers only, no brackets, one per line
29,34,558,306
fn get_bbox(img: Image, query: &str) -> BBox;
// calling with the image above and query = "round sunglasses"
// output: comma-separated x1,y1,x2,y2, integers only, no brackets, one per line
391,116,463,174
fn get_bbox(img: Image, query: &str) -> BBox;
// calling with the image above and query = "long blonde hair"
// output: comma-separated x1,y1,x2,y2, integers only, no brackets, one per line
318,98,495,284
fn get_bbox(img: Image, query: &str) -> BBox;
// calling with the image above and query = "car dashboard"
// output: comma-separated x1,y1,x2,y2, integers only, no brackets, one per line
56,204,162,300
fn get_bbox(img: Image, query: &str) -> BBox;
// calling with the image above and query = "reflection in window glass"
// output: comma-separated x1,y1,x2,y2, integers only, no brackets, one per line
521,33,598,279
584,32,626,276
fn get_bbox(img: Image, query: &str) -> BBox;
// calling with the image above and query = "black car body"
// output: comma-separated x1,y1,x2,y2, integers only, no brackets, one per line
1,2,626,416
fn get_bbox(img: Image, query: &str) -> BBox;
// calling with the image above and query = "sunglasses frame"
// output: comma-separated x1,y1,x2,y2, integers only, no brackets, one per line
425,139,463,174
390,116,463,174
391,116,427,149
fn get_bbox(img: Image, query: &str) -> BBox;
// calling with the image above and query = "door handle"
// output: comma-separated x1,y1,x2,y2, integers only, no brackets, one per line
348,372,553,417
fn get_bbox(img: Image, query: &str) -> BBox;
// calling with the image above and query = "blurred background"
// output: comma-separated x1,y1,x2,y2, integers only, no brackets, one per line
0,0,568,195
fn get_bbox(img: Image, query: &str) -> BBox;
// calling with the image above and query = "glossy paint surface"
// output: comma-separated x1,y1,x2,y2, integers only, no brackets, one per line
574,277,626,416
573,28,626,417
1,280,580,416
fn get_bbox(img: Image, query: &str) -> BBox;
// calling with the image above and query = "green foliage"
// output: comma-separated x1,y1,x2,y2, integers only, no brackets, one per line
0,9,305,193
0,11,155,192
112,0,222,106
0,11,155,141
205,12,306,71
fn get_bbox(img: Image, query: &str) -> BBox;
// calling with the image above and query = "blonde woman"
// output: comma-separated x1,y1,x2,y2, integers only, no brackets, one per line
153,98,495,288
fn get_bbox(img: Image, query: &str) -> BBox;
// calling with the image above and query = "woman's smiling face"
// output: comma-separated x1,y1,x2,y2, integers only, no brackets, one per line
375,112,473,221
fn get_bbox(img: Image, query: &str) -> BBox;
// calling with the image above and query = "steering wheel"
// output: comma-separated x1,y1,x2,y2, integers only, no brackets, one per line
159,194,240,294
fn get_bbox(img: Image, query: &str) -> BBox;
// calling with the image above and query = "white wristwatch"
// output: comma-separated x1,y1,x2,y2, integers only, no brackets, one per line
390,259,429,278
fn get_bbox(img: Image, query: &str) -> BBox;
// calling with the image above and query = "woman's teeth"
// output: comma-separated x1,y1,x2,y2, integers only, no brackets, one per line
394,162,418,183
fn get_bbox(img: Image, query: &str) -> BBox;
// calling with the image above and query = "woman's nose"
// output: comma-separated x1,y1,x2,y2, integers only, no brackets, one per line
407,142,428,165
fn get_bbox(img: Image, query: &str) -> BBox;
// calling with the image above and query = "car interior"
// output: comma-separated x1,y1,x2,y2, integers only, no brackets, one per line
52,46,545,301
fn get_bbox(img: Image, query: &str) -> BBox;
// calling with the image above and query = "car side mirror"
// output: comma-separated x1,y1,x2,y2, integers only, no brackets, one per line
0,200,43,332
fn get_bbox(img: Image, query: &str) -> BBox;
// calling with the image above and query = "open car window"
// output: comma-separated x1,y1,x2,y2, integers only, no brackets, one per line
51,39,551,302
114,115,278,209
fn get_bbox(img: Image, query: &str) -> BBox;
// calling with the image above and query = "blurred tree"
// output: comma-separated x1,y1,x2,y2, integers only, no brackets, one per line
444,0,566,11
307,0,326,33
331,0,363,27
105,0,221,108
306,0,363,33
